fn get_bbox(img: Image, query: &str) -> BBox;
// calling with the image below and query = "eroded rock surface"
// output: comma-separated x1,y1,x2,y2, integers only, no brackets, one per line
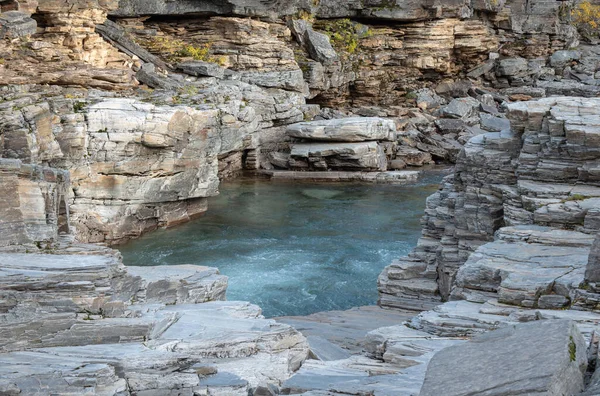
0,243,310,394
420,320,587,396
379,97,600,309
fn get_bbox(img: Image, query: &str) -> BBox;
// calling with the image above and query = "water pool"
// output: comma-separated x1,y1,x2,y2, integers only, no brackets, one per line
119,172,444,317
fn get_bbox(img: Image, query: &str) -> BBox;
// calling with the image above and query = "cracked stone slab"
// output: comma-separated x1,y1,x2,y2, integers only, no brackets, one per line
452,226,592,308
420,320,587,396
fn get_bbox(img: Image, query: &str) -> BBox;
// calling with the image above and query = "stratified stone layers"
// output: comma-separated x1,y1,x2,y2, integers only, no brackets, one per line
378,97,600,309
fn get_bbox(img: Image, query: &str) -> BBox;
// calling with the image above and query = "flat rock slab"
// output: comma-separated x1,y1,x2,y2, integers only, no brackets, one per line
277,305,414,354
128,264,228,304
413,299,600,340
287,117,396,142
282,324,462,396
262,170,419,183
0,301,310,394
420,320,587,396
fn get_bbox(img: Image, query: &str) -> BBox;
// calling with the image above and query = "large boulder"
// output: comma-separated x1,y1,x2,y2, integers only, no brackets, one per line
420,320,587,396
304,28,338,65
287,117,396,142
290,141,387,171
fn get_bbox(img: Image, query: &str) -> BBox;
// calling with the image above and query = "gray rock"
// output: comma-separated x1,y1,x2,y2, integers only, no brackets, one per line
536,80,600,97
441,97,480,120
435,80,473,99
287,117,396,142
288,19,310,46
586,234,600,283
379,97,600,308
479,113,510,132
550,50,581,68
238,69,306,93
434,118,467,134
262,169,419,183
496,57,528,77
135,63,182,90
177,61,226,79
304,28,338,65
290,141,387,171
420,320,587,396
127,265,228,304
467,60,495,79
0,11,36,39
113,0,304,19
452,226,593,308
268,151,291,169
416,88,447,110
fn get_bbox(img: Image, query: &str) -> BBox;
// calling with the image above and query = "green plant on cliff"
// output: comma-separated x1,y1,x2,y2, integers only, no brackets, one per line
296,9,316,22
571,1,600,40
561,193,588,203
320,19,371,55
144,36,227,65
569,336,577,362
73,101,86,113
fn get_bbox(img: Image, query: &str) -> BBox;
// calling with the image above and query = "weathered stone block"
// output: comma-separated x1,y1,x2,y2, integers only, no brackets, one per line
420,320,587,396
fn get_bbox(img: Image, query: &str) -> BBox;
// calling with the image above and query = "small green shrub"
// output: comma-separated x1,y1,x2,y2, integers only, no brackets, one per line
561,193,588,202
405,91,418,100
571,1,600,40
144,36,227,65
73,101,86,113
320,19,370,55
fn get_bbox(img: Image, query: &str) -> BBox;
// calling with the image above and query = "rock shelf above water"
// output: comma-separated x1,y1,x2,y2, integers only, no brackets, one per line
287,117,396,142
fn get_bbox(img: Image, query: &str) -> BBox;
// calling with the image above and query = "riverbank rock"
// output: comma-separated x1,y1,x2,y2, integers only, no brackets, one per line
379,97,600,309
452,226,594,309
420,320,587,396
0,242,310,394
127,265,228,304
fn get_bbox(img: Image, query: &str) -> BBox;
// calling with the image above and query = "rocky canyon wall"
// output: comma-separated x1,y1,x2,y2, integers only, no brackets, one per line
379,97,600,310
0,0,594,248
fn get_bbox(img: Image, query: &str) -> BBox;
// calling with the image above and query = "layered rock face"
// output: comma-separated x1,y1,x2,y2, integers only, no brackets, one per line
281,117,394,172
1,0,591,245
0,241,309,394
0,159,69,246
2,1,600,393
379,97,600,310
1,0,135,89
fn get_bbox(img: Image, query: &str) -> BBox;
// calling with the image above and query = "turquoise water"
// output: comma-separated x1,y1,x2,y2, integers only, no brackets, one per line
119,173,444,317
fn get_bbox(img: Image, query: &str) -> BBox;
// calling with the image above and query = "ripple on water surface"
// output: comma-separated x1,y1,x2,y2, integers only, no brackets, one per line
119,172,445,317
